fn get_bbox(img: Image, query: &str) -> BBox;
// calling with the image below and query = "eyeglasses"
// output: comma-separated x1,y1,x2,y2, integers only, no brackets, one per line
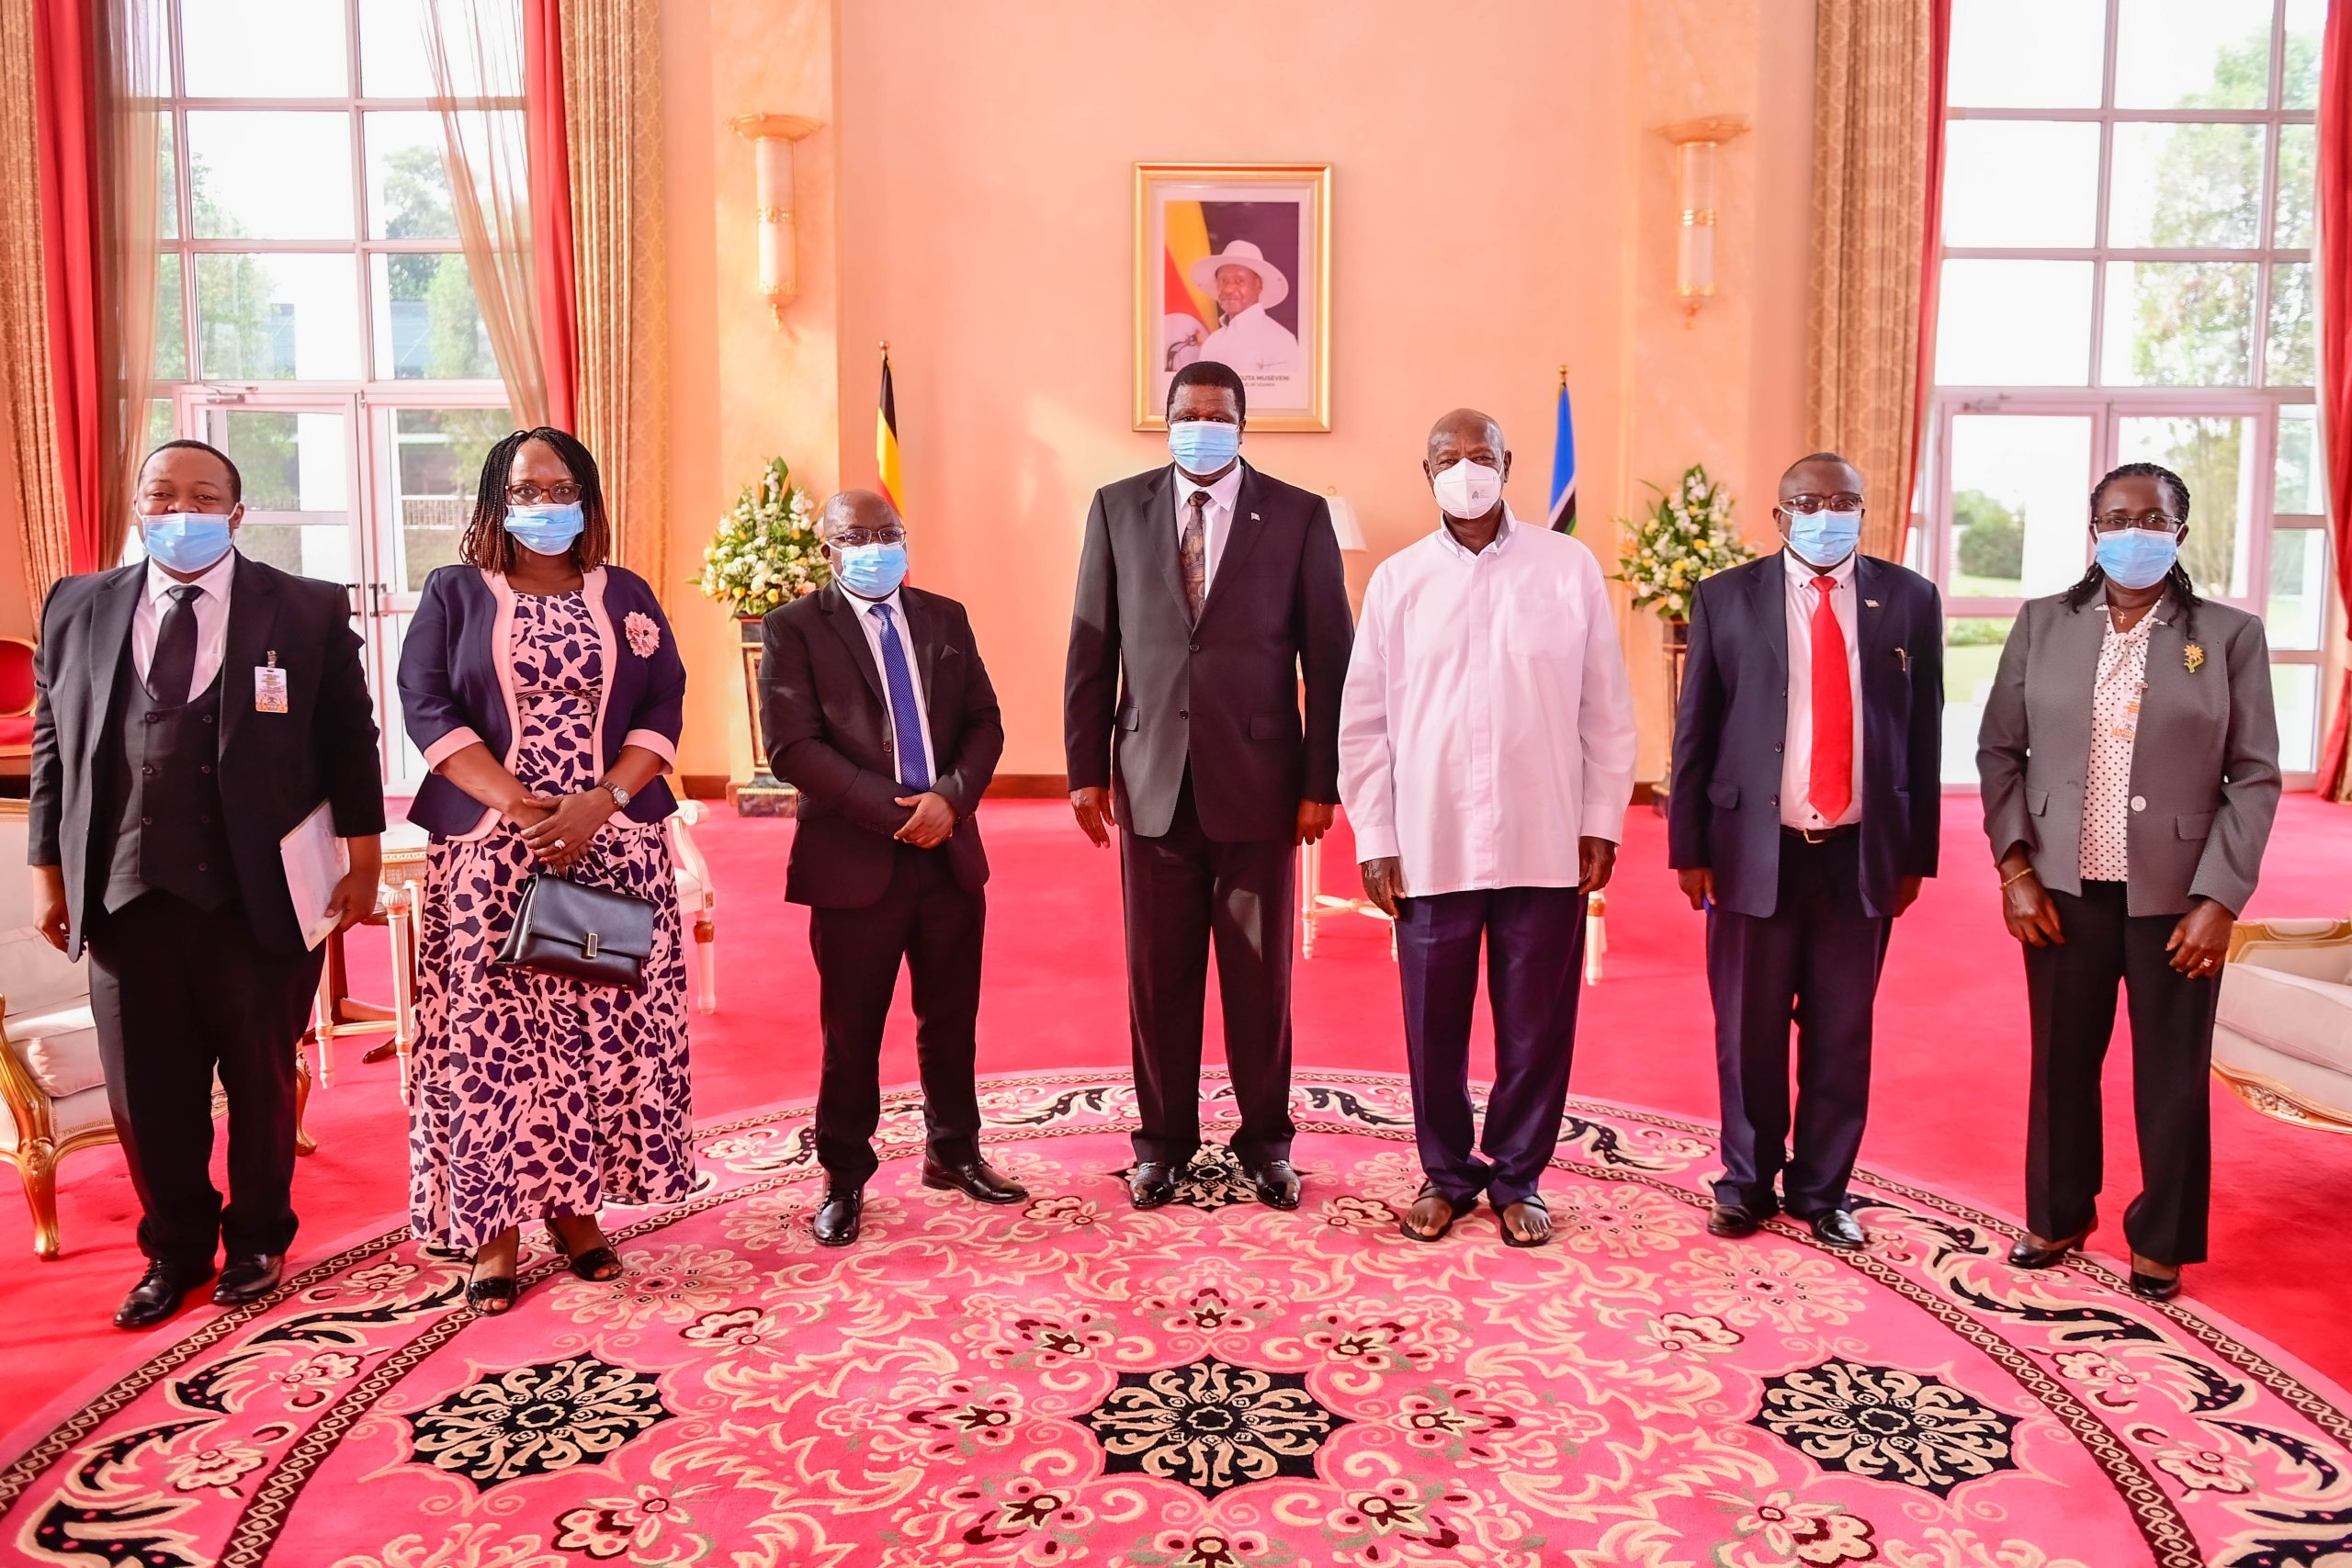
505,482,582,506
2091,511,2181,534
831,526,906,548
1780,493,1864,514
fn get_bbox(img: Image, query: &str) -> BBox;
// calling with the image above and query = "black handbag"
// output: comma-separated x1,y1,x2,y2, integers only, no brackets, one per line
492,869,658,990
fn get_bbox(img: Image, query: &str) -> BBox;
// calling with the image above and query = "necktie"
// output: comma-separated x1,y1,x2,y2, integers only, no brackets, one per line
150,584,201,705
1180,491,1209,623
869,602,931,792
1808,576,1853,822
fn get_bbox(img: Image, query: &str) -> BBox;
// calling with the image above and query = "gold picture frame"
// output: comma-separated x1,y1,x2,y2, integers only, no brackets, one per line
1134,162,1331,434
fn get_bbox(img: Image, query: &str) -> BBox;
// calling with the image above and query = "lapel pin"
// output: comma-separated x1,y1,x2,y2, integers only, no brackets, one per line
2184,641,2206,673
1864,599,1881,608
1250,513,1261,521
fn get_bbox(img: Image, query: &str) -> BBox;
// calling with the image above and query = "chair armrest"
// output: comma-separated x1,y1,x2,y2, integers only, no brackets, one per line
2229,918,2352,981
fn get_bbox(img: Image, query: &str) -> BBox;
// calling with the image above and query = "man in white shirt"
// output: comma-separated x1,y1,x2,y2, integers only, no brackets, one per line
1338,409,1636,1247
1667,453,1944,1251
1193,242,1302,381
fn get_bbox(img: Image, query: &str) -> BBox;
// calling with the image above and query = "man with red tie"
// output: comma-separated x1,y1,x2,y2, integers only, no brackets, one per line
1666,453,1943,1249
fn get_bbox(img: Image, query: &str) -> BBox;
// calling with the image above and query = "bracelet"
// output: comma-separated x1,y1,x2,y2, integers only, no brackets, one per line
1999,867,2035,890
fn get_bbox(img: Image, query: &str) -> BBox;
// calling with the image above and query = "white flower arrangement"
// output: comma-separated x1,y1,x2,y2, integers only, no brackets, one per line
695,457,829,615
1615,463,1753,621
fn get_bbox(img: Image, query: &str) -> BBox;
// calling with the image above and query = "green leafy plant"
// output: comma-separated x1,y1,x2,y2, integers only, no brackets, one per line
1615,463,1754,621
695,457,828,615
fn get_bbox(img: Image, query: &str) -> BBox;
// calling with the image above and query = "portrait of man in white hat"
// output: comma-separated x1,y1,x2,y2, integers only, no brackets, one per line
1193,240,1302,381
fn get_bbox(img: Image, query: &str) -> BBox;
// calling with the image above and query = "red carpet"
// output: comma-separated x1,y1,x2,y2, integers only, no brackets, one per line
4,792,2350,1416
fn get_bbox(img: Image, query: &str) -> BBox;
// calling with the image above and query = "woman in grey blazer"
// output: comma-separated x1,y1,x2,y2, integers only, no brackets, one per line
1977,461,2279,1301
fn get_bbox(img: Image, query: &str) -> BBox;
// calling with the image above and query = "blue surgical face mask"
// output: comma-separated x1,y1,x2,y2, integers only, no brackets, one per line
1785,507,1862,567
140,513,236,574
503,502,585,557
2095,526,2181,591
833,540,909,598
1168,419,1240,475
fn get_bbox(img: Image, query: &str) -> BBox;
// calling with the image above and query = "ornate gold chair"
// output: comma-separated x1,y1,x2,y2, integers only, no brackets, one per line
2212,918,2352,1134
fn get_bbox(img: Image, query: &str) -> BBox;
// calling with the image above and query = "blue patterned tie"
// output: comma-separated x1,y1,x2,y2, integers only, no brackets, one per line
869,603,931,791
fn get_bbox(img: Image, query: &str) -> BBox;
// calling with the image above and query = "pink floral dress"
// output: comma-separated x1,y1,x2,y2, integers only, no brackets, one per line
408,590,695,1249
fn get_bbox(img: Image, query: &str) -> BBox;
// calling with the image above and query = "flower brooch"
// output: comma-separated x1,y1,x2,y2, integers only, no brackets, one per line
624,611,662,659
2184,642,2206,674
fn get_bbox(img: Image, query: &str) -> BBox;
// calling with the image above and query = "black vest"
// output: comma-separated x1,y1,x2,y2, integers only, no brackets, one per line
102,640,235,915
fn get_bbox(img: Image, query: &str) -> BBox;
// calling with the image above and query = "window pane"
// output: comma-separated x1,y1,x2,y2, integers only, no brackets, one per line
2268,261,2314,385
153,254,187,380
1942,121,2100,247
366,112,457,240
385,407,511,590
1949,415,2095,599
2101,260,2256,385
2117,414,2253,597
2276,124,2315,248
369,254,497,379
1937,261,2094,385
187,112,355,240
179,0,348,96
2266,528,2326,650
1943,616,2018,785
2284,0,2324,109
2273,663,2319,773
143,399,175,454
202,408,356,581
2277,403,2322,514
2114,0,2274,109
1949,0,2104,107
2107,122,2266,248
195,254,362,380
359,0,524,98
156,118,176,240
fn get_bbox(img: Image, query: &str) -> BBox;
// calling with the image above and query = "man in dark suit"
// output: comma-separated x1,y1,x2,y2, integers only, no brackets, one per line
761,489,1023,1247
28,439,385,1327
1668,452,1942,1249
1064,360,1353,1211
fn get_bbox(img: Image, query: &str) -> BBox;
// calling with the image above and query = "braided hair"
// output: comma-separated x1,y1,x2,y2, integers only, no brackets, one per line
2064,460,2200,642
458,427,613,573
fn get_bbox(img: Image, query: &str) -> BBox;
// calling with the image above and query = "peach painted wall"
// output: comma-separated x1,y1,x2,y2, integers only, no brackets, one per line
658,0,1820,784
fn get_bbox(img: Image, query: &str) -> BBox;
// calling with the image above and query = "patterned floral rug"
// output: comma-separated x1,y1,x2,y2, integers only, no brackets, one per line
4,1068,2349,1568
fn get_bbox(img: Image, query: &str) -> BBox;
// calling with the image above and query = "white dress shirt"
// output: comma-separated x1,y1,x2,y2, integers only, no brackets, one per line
846,587,937,789
131,547,237,694
1780,547,1864,830
1171,462,1247,590
1338,509,1638,897
1199,303,1302,379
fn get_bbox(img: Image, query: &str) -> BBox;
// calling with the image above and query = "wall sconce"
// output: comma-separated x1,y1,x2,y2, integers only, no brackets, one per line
728,113,820,327
1657,116,1747,324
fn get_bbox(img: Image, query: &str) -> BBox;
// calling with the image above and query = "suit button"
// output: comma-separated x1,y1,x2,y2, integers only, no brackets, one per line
1179,710,1189,720
200,765,212,774
2131,795,2146,811
144,713,159,724
1770,795,1780,807
141,766,154,776
197,862,209,871
1772,743,1782,753
1780,687,1788,698
882,739,893,751
141,816,153,825
203,714,214,724
1189,643,1200,653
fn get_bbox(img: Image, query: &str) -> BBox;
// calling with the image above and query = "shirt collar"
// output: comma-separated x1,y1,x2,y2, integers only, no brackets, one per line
1177,462,1246,515
1781,547,1856,587
1433,505,1521,560
145,547,237,605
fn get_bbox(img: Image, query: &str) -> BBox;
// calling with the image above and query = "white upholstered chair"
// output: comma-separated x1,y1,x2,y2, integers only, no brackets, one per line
2212,918,2352,1135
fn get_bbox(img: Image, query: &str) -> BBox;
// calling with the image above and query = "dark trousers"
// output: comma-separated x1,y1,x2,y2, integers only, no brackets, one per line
2024,881,2220,1267
1707,831,1891,1216
807,842,987,1187
1395,886,1589,1209
1118,775,1295,1168
85,892,322,1272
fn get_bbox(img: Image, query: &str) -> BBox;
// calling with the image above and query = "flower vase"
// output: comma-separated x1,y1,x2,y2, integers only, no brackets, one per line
733,613,797,817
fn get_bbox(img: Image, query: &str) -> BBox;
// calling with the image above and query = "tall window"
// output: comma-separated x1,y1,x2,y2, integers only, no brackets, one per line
147,0,519,787
1927,0,2327,785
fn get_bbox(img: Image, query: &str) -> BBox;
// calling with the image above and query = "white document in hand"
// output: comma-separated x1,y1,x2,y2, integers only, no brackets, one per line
281,799,349,951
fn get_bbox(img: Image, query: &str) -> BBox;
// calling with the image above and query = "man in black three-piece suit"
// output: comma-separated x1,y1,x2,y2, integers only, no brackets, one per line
1064,360,1354,1211
28,440,385,1328
760,489,1026,1247
1668,452,1943,1251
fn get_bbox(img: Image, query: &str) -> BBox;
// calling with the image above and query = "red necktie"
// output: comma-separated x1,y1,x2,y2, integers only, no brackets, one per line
1808,576,1852,822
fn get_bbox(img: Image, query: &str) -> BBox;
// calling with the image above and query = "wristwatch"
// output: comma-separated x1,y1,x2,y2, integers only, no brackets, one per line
599,779,632,809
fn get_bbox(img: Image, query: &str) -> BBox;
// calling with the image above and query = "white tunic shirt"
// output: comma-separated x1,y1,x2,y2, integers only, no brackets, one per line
1198,303,1302,379
846,586,937,789
1170,462,1246,591
1779,547,1864,829
1338,510,1638,897
2080,605,2157,883
132,547,237,694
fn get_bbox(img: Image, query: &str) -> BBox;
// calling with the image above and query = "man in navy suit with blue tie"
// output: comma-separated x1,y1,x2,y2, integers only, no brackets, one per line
759,490,1025,1247
1668,453,1942,1250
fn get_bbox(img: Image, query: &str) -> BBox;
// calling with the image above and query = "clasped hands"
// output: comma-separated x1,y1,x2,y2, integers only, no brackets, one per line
2000,859,2231,976
1069,787,1334,850
508,789,617,874
1360,837,1618,918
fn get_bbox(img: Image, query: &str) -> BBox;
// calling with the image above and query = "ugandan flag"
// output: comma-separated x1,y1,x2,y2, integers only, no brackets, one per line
876,345,905,514
1548,369,1577,534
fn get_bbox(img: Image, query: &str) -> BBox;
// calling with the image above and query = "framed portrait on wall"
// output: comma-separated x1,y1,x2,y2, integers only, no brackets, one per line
1134,162,1330,433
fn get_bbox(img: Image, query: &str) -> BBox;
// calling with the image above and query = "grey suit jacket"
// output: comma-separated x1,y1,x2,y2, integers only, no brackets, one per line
1976,591,2278,917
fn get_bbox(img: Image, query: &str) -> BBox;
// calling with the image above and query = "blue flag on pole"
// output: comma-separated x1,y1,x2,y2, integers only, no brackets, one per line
1547,368,1577,533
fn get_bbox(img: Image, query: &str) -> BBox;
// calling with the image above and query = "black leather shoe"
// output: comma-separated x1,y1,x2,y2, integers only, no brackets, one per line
1243,1160,1301,1211
114,1261,212,1330
2007,1229,2088,1270
1125,1162,1179,1210
212,1253,286,1306
1707,1201,1773,1238
922,1156,1029,1204
813,1188,864,1247
1804,1209,1867,1250
2130,1266,2183,1302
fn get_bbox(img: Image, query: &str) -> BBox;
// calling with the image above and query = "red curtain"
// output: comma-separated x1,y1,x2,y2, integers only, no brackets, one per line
2317,0,2352,797
523,0,578,434
31,0,102,575
1900,0,1953,558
